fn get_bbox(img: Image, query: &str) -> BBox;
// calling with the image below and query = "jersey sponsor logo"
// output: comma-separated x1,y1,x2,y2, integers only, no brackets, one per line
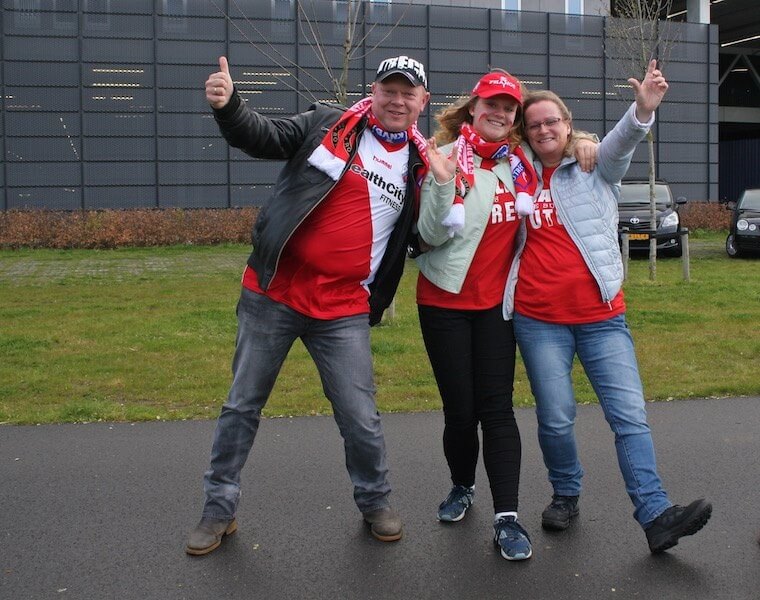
373,155,393,170
379,193,402,212
349,163,405,208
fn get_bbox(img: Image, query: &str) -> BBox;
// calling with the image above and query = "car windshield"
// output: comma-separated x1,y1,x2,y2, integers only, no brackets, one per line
738,189,760,210
619,184,672,206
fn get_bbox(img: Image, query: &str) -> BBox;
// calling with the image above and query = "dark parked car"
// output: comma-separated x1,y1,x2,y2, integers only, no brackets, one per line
726,188,760,258
617,180,687,257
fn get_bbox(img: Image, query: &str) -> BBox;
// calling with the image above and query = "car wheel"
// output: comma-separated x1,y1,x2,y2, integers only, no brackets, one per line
726,233,742,258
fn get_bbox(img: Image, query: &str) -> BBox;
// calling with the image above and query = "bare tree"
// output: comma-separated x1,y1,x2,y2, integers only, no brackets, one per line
605,0,677,281
210,0,413,106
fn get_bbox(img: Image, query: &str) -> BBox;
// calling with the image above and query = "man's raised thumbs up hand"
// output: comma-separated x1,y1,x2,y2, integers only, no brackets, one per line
205,56,233,109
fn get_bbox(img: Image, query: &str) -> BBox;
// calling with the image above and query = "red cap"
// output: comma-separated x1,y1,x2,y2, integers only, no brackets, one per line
471,72,522,104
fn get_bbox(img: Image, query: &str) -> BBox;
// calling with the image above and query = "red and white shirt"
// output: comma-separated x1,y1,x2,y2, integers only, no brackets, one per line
417,158,521,309
514,166,625,323
243,132,409,319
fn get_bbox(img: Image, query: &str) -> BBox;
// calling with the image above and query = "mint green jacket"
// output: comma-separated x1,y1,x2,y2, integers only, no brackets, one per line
415,144,518,295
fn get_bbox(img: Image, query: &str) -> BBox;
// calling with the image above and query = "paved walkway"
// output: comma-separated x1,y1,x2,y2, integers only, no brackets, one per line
2,396,759,599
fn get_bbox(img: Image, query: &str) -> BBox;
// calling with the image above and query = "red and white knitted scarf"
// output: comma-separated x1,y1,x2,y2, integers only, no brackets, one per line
442,122,537,237
307,97,429,184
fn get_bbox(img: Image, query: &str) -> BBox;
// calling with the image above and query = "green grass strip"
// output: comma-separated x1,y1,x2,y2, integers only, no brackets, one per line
0,233,757,424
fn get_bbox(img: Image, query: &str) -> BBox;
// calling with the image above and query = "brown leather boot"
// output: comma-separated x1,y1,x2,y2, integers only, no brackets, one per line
185,517,238,556
362,506,403,542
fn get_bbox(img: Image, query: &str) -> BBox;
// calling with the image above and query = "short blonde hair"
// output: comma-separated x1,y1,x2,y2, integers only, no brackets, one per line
521,89,587,157
522,89,573,123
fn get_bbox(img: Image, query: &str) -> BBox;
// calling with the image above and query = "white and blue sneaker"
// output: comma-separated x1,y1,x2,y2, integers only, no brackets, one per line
493,516,532,561
437,485,474,522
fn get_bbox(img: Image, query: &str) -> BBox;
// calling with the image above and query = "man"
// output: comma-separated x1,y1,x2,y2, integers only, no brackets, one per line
186,55,430,555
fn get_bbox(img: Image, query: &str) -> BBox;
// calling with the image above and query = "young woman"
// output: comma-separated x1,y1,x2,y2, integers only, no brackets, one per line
504,60,712,554
415,70,595,561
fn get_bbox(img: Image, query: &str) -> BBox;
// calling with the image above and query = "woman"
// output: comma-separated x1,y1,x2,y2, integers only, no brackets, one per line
415,70,595,561
504,60,712,554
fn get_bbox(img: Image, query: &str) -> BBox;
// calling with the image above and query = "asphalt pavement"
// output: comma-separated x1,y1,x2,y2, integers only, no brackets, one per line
2,396,759,600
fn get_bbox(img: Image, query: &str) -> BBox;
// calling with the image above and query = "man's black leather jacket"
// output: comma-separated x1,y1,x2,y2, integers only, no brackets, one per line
213,92,425,325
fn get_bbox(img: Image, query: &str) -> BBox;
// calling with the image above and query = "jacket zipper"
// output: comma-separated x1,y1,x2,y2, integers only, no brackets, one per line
550,165,614,305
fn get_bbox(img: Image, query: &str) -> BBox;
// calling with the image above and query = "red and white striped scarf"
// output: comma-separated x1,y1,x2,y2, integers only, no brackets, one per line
442,123,537,237
307,97,429,184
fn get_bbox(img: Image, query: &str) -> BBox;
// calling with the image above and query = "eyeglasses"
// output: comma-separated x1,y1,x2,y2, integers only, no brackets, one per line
526,117,564,133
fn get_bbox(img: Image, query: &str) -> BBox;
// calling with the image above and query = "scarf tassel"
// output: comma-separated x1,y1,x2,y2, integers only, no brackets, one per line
441,127,537,236
441,201,465,238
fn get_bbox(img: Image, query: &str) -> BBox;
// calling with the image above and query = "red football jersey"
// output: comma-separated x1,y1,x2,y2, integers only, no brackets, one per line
244,133,409,319
514,166,625,323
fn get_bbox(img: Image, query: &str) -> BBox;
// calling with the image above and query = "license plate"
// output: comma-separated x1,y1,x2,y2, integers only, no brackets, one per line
628,233,649,240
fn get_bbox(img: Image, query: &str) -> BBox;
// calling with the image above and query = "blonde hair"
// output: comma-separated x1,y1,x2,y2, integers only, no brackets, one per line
521,89,573,123
432,69,525,148
520,90,580,157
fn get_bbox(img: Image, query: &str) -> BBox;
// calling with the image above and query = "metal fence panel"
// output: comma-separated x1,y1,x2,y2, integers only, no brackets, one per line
7,187,82,210
83,186,157,210
0,2,717,210
83,162,156,186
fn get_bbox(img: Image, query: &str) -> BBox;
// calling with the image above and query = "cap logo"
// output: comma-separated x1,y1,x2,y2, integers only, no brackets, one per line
376,55,427,88
484,75,516,90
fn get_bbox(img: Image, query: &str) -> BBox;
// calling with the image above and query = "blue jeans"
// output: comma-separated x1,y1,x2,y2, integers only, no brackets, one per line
202,288,391,518
513,312,671,527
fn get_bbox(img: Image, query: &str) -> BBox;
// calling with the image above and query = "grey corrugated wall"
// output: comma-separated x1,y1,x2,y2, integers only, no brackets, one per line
0,1,717,210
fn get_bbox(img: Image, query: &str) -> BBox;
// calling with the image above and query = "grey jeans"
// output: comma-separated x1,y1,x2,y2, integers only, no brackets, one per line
202,287,392,517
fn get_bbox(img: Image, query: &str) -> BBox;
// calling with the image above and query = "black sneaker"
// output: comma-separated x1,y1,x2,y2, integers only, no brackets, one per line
541,495,579,530
645,499,712,554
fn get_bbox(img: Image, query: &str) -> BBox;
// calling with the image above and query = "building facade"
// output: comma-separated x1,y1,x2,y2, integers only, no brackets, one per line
1,0,718,210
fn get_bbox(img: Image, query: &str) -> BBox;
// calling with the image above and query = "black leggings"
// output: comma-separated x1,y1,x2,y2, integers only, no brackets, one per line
418,303,522,513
